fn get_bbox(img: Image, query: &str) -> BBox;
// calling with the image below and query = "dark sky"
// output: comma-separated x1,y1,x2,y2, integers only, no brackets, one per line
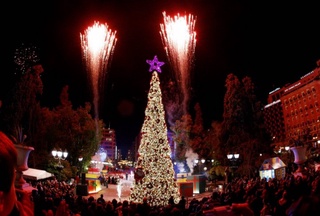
2,0,320,156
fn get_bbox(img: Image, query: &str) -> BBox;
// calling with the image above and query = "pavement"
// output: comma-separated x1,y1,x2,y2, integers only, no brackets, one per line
82,179,214,204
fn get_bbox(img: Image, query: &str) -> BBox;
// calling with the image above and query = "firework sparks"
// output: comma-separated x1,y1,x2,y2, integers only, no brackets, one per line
14,43,40,75
80,21,117,121
160,11,197,116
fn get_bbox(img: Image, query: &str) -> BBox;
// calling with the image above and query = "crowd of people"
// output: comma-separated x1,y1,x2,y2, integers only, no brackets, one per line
1,130,320,216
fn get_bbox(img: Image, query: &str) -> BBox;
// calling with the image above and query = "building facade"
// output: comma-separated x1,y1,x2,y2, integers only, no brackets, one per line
100,127,116,160
263,61,320,151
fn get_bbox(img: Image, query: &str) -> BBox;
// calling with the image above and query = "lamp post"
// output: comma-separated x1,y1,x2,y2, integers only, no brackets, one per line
226,153,240,183
201,159,206,174
78,156,83,176
52,148,68,181
193,159,206,174
194,159,199,174
52,148,68,165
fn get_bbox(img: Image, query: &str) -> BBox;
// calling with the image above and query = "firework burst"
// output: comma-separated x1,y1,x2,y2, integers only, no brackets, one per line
160,11,197,119
80,21,117,120
14,43,40,75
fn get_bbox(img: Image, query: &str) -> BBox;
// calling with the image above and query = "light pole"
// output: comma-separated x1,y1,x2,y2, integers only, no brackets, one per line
226,153,240,183
51,148,68,181
227,153,240,169
78,155,83,175
194,159,199,174
52,148,68,165
78,156,84,185
201,159,206,174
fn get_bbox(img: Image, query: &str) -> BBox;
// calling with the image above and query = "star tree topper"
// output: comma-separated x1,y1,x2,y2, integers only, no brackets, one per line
146,55,165,73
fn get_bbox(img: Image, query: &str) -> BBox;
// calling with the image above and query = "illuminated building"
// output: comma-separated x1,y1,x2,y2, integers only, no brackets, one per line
263,61,320,150
100,127,116,160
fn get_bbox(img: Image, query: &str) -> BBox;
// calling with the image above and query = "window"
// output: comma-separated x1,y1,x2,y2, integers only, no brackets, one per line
307,89,311,95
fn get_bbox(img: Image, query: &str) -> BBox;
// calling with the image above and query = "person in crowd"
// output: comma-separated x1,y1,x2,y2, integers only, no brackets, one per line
168,196,175,206
0,131,34,216
97,194,105,204
178,196,186,210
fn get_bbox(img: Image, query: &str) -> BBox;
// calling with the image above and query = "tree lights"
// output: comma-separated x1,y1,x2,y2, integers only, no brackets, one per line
129,56,180,206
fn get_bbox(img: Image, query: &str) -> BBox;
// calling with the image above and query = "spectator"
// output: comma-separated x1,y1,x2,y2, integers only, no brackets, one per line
178,196,186,210
168,196,175,205
97,194,105,204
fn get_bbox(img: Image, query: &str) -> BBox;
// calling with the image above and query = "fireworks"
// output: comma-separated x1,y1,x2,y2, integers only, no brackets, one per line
80,21,117,120
14,43,40,75
160,11,197,116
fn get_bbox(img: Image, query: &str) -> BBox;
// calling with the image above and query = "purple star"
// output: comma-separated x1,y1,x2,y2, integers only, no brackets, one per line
146,55,165,73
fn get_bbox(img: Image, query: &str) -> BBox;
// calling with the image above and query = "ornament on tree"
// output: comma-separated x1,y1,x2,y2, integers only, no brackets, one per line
134,167,145,183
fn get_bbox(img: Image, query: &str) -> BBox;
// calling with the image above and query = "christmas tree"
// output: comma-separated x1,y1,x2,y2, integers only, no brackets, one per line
129,56,180,206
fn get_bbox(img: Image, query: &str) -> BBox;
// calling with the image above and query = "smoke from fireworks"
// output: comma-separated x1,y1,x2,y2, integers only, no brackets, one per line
160,11,197,122
80,21,117,124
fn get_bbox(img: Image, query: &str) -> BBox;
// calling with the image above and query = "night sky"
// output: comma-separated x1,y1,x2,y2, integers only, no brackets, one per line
2,0,320,156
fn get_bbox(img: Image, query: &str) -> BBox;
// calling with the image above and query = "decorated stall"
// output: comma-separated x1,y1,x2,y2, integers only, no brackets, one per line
86,168,102,194
259,157,286,180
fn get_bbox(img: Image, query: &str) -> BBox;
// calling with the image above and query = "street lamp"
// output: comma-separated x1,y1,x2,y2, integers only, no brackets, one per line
78,155,83,173
78,156,83,162
78,156,84,184
51,148,68,165
227,153,239,160
226,153,240,183
201,159,206,174
51,148,68,181
194,159,199,174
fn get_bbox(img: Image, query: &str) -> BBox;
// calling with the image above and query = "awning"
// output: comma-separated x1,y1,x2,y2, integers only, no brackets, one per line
259,157,286,170
22,168,54,181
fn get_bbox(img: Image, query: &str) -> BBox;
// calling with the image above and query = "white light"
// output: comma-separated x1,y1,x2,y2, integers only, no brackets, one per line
52,148,68,161
57,151,63,158
234,154,239,159
285,146,290,151
194,159,199,164
227,154,233,159
51,149,57,157
63,151,68,158
201,159,205,164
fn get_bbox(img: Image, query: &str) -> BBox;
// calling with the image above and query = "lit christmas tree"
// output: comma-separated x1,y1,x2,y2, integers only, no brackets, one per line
129,56,180,206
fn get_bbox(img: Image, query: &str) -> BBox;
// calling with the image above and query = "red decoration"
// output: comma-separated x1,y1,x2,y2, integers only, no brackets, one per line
177,182,193,197
134,167,145,183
